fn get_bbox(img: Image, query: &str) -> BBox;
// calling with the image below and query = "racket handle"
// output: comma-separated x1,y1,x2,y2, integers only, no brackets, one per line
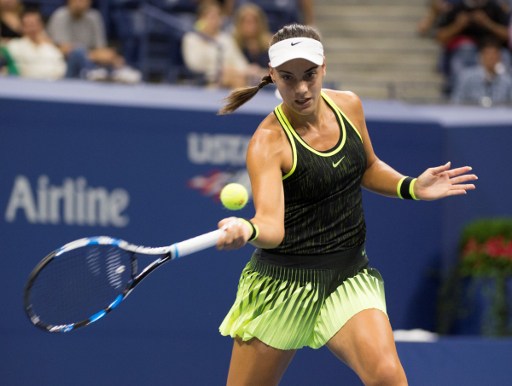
170,229,222,259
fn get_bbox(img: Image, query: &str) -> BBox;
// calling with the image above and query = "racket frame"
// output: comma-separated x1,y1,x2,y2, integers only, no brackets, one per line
24,230,221,333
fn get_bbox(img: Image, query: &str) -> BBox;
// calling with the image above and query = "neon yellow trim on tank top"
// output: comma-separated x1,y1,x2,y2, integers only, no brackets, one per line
275,106,346,157
321,91,363,143
274,106,297,180
274,91,364,180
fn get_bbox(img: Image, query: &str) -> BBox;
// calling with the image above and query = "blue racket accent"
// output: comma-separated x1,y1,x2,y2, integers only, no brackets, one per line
109,294,124,309
89,310,107,323
87,237,121,246
171,244,179,259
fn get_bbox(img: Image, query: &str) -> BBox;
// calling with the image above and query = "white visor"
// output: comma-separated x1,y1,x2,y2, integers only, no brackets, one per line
269,37,324,68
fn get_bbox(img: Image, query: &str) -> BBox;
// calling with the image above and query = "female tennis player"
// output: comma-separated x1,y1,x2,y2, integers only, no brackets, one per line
216,23,477,386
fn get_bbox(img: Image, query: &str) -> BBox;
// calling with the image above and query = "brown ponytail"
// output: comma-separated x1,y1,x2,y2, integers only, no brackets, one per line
218,75,273,115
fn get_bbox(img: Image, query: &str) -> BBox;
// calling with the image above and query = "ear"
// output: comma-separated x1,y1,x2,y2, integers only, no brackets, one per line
269,66,276,83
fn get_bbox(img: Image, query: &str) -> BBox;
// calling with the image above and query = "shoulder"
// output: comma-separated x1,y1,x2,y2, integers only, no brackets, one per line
219,32,235,42
249,112,286,149
218,32,240,49
322,89,365,120
49,7,70,21
183,31,201,44
252,111,283,141
7,37,27,50
323,89,362,107
246,111,289,171
86,9,103,21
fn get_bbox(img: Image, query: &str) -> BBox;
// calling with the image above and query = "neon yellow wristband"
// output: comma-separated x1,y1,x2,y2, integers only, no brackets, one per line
397,177,419,200
239,218,259,241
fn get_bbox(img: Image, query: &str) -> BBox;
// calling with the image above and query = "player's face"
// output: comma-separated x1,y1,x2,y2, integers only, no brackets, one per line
271,58,326,116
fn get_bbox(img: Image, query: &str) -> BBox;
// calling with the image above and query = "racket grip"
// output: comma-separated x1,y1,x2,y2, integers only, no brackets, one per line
171,229,222,259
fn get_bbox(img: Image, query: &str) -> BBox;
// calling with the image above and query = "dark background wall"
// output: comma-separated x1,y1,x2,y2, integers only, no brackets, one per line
1,78,511,385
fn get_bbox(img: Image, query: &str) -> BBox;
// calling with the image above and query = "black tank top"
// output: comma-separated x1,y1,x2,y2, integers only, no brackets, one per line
265,91,367,255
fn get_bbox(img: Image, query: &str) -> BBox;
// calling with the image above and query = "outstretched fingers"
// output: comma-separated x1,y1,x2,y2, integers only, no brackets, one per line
417,162,477,200
446,165,474,178
447,172,478,196
429,161,452,175
447,165,478,194
449,173,478,185
446,185,476,196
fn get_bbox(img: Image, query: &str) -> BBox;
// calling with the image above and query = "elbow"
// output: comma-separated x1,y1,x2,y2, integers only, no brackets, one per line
253,225,284,249
270,228,285,248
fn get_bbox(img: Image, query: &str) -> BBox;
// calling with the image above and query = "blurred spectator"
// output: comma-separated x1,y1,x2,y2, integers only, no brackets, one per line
0,0,23,41
6,9,66,80
226,0,314,32
232,2,271,73
451,37,512,105
417,0,460,37
214,0,237,19
181,1,253,88
510,12,512,49
498,0,511,11
47,0,141,83
436,0,510,94
0,44,18,75
213,0,315,25
298,0,315,25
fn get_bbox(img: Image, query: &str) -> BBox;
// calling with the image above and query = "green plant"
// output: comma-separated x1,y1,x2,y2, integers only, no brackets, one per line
459,218,512,277
437,218,512,336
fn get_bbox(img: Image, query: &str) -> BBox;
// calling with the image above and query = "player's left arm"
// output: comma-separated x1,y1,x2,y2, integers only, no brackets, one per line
328,90,477,200
329,90,405,197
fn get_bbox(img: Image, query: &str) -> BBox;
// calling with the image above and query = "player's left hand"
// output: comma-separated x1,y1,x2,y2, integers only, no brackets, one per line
414,161,477,201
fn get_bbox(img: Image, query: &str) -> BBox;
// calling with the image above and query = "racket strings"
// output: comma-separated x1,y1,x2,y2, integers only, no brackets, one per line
28,245,134,326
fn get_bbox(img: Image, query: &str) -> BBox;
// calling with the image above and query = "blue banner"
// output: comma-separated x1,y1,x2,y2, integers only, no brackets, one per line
1,79,511,385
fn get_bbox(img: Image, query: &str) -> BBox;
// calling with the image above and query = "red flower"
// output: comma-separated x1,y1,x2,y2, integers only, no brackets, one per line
484,236,512,259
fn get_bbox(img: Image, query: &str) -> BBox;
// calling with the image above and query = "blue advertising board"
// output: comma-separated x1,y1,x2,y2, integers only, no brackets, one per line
1,78,512,385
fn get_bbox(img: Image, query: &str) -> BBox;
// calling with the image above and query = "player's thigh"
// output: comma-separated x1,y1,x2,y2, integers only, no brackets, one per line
226,337,296,386
326,308,405,384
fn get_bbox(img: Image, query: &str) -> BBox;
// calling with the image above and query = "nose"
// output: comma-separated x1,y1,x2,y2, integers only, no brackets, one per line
295,79,308,94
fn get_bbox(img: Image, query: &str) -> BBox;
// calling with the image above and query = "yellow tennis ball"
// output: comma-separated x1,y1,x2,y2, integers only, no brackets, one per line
220,183,248,210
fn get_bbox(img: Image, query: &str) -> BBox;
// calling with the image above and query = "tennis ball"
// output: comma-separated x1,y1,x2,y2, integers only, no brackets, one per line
220,183,248,210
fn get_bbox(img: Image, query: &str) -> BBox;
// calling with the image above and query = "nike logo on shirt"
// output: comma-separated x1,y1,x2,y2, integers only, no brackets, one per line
332,156,345,168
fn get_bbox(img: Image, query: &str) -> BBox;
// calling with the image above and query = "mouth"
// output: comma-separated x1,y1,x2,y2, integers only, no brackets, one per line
295,97,312,108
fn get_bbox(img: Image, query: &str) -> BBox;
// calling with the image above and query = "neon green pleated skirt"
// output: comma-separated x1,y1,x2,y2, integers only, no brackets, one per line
219,255,387,350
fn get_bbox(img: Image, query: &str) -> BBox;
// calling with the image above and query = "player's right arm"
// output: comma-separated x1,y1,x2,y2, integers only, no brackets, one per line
218,114,287,250
245,115,288,249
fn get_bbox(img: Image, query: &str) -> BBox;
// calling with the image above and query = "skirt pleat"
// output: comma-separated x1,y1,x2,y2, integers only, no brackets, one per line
219,257,386,350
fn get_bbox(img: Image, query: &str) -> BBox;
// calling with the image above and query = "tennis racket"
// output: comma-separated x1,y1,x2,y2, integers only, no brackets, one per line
24,229,222,333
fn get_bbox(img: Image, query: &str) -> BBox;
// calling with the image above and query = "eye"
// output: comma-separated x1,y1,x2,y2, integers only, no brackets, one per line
304,71,317,81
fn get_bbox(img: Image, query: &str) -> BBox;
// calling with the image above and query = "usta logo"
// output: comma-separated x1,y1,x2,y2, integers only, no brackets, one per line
187,133,250,166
